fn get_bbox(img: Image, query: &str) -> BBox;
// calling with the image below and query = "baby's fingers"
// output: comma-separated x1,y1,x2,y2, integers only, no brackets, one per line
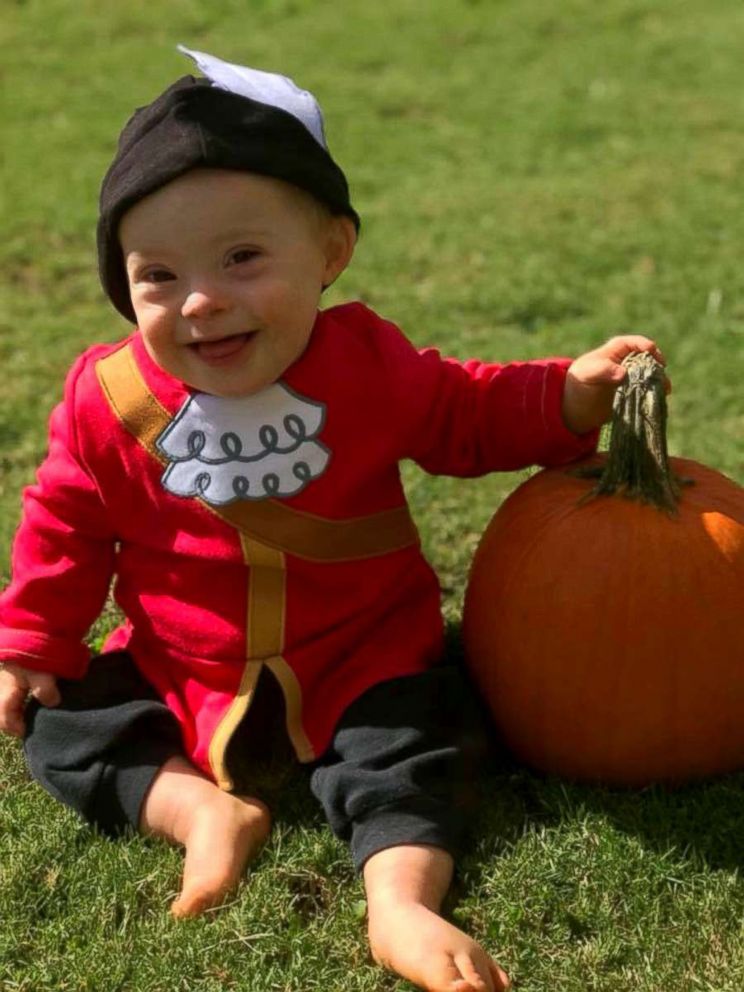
0,670,30,737
601,334,665,366
0,666,60,738
569,354,627,386
601,336,671,393
27,671,61,708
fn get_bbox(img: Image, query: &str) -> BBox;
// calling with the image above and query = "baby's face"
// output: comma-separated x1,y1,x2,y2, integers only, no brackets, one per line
120,169,350,396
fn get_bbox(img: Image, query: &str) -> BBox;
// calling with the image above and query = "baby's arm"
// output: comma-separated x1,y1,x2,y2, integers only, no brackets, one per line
0,661,60,737
371,310,600,475
562,334,666,435
0,354,118,684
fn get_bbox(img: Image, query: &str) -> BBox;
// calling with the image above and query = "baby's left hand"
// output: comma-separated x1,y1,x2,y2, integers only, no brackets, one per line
562,335,667,435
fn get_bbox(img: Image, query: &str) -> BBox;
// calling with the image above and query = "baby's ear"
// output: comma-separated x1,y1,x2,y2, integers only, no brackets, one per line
322,215,357,287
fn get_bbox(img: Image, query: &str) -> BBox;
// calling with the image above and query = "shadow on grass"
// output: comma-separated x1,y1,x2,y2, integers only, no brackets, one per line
473,752,744,874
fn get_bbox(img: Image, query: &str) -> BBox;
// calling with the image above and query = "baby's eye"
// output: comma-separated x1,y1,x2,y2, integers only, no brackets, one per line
141,267,175,284
227,248,260,266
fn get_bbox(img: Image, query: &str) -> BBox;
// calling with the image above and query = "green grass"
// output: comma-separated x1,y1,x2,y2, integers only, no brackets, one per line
1,0,743,989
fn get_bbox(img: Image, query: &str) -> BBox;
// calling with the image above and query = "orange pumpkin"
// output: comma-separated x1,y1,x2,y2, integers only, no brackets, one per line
462,354,744,786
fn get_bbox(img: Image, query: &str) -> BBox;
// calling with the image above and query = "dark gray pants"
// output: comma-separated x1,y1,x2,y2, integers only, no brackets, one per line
24,652,488,870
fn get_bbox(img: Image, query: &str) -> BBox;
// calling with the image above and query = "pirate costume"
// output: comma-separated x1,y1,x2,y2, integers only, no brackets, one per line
0,50,597,869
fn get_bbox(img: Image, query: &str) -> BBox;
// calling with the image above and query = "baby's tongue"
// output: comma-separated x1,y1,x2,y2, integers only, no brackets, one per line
196,333,251,360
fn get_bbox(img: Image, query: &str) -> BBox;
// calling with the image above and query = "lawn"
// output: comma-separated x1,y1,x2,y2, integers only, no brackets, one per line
1,1,743,990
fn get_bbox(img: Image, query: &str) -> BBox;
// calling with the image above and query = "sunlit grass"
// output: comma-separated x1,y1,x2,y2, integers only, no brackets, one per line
1,1,743,989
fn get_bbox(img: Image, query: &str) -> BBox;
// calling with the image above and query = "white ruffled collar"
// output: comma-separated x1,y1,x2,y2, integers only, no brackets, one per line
155,381,330,505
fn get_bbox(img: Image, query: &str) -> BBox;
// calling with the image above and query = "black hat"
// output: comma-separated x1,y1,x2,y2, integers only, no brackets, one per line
98,49,359,323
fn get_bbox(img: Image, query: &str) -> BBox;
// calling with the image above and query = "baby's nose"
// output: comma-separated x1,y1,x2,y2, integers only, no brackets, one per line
181,287,230,319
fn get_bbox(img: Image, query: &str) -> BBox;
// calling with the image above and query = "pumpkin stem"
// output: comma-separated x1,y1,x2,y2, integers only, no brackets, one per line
591,352,681,514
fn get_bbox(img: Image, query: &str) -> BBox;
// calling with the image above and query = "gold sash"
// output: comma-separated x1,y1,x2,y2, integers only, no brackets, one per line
95,343,420,562
96,342,420,785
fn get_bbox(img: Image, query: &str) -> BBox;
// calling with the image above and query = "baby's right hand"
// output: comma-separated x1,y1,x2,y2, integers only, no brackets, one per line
0,662,60,738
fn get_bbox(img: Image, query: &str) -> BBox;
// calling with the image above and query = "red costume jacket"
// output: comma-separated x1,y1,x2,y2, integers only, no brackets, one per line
0,303,597,787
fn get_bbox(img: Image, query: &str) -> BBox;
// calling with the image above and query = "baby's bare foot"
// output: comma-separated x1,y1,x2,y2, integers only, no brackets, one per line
139,757,272,919
171,792,271,918
368,902,509,992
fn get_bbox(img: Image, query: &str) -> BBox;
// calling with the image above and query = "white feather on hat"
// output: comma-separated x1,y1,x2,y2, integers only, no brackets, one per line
177,45,328,149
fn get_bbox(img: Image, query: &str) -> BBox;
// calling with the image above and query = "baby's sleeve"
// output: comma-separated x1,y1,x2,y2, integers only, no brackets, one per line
373,314,598,476
0,355,117,677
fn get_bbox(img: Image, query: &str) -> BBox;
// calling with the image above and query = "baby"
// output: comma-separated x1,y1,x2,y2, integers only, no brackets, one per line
0,48,664,992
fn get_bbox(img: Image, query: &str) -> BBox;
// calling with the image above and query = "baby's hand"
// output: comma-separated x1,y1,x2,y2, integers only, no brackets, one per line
0,661,60,738
562,335,667,435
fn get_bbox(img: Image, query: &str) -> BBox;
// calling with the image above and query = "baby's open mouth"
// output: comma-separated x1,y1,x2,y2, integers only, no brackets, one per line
190,332,256,363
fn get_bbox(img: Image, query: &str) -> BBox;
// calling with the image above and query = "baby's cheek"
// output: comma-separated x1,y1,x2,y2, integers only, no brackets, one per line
265,279,318,327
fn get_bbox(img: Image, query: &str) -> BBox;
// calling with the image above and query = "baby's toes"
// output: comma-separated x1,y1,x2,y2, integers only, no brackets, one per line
452,949,510,992
451,954,490,992
490,960,511,990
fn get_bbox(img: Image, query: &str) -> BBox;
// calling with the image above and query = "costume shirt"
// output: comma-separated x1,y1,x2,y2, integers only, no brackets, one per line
0,303,597,787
